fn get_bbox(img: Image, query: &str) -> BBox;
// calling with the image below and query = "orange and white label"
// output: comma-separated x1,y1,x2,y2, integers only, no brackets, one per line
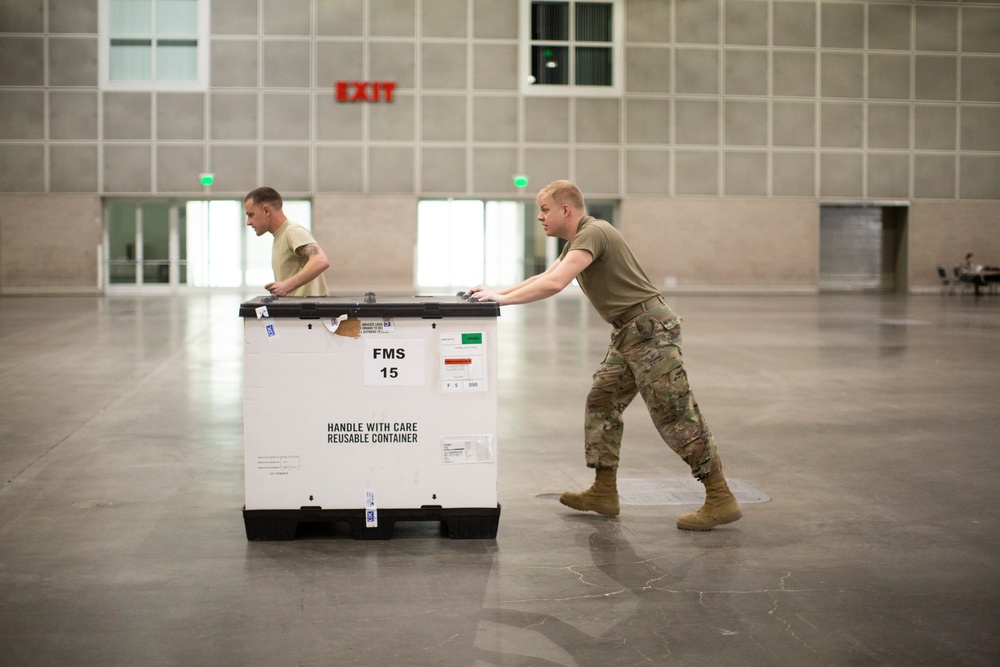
439,333,486,392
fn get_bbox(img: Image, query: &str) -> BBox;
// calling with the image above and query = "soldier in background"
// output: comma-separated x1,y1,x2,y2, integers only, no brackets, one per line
244,186,330,297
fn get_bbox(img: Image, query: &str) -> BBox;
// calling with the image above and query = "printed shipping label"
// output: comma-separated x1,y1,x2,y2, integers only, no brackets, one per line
441,435,493,464
439,332,487,392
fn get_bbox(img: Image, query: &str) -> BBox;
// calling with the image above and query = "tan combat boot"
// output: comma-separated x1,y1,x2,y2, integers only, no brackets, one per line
676,471,742,530
559,468,620,517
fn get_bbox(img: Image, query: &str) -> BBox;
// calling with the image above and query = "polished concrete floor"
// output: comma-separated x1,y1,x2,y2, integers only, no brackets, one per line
1,291,999,666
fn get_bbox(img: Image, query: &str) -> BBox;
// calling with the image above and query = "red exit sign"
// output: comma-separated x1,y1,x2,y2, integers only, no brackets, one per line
335,81,397,102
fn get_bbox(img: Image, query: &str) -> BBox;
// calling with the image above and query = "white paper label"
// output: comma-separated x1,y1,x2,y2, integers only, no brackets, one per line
439,332,487,392
360,318,395,334
322,314,348,333
365,487,378,527
441,435,493,464
364,339,425,385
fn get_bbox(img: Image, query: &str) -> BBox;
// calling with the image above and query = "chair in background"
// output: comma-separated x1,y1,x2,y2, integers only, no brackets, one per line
937,266,958,294
953,265,975,294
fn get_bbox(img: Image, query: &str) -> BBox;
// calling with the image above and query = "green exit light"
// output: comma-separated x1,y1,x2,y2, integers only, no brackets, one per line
513,175,528,188
199,173,214,187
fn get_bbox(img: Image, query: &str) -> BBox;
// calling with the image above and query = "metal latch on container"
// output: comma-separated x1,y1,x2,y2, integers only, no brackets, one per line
298,302,320,319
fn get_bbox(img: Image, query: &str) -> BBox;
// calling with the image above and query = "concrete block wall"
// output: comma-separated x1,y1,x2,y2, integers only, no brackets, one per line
0,195,102,293
1,0,999,293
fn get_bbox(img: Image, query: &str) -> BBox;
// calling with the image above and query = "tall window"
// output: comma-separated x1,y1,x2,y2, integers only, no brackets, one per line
416,200,524,290
521,0,622,96
100,0,209,90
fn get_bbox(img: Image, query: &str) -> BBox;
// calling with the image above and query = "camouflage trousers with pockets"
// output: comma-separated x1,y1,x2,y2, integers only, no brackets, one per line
584,304,718,480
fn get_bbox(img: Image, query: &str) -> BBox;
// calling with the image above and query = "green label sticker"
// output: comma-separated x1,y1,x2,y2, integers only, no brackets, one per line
461,333,483,345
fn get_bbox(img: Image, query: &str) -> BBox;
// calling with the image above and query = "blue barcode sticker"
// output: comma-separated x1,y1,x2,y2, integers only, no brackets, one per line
365,487,377,527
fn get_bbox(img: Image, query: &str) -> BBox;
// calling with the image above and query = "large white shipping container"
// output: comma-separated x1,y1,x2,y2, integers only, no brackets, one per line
240,295,500,540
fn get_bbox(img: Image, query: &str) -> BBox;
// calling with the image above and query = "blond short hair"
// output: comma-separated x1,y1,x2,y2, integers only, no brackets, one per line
537,180,585,211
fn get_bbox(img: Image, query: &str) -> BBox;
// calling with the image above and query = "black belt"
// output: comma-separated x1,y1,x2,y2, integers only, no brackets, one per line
611,295,665,328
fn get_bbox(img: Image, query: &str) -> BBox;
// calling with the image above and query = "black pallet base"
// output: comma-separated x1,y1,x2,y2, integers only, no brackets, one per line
243,505,501,541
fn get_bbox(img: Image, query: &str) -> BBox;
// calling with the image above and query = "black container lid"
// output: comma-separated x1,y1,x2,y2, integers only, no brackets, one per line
239,293,500,319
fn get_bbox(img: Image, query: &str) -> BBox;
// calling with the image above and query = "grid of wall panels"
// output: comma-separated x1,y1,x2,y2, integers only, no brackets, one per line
0,0,998,200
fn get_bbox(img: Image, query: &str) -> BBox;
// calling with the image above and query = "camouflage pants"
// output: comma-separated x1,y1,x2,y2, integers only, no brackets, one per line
584,304,718,480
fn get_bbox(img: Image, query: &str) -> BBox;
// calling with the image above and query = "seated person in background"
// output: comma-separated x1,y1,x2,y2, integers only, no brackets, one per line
959,253,982,276
958,253,999,295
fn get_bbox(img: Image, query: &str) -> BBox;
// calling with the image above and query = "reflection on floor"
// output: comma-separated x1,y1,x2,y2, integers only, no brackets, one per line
1,292,998,666
616,477,771,505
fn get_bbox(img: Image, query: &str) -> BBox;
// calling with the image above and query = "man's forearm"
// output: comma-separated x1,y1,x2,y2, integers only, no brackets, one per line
290,253,330,289
499,274,567,305
498,272,543,295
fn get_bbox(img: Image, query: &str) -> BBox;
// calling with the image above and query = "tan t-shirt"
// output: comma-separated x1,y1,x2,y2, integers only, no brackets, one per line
271,221,329,297
559,216,665,323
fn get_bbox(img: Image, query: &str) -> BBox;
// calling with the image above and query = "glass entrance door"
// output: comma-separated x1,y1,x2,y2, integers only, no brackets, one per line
106,200,184,287
105,198,312,291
